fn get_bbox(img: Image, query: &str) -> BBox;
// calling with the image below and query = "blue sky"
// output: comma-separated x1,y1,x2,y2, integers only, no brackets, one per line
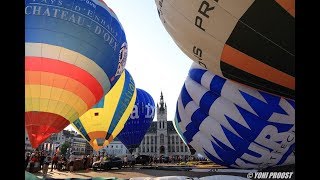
65,0,192,131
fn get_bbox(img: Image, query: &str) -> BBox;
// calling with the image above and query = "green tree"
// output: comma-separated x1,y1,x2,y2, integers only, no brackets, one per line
60,142,71,156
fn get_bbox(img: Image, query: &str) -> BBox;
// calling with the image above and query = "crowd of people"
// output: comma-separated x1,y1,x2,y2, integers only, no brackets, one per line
25,150,128,176
25,150,208,177
25,150,93,177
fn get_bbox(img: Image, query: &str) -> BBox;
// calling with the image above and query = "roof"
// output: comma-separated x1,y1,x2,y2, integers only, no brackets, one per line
167,121,177,133
62,130,72,137
146,121,177,134
147,122,157,133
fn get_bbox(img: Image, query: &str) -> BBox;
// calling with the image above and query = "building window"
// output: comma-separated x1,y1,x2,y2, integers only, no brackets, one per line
176,136,179,144
111,145,113,148
168,136,170,144
155,136,157,144
151,136,153,144
180,146,183,152
116,145,118,148
168,146,171,152
160,134,164,144
176,146,179,152
172,136,174,144
185,146,187,152
172,146,175,152
147,136,149,144
94,112,99,116
143,138,145,144
151,146,153,152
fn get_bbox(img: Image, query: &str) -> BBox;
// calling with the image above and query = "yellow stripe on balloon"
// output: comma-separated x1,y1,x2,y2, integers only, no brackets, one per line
76,108,109,133
91,140,103,151
109,88,136,139
25,98,79,123
102,71,127,132
75,71,126,134
26,85,88,123
26,71,97,108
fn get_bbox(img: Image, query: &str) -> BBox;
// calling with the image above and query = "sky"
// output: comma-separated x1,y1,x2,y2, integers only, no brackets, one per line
65,0,193,131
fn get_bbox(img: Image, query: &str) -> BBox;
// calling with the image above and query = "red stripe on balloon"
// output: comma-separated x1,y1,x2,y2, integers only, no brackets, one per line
26,71,97,109
25,56,104,102
25,111,70,148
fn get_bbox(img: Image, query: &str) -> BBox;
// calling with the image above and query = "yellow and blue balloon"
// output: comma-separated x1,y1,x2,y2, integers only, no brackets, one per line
72,69,136,151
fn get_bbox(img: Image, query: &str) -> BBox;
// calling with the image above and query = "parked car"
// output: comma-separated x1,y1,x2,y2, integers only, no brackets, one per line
161,156,170,163
92,157,123,171
135,155,152,165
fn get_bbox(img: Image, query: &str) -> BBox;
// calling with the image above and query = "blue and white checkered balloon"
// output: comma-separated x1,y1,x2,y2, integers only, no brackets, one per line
175,63,295,169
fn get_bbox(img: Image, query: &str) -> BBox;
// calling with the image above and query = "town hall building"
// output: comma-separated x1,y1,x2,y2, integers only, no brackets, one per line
132,92,191,160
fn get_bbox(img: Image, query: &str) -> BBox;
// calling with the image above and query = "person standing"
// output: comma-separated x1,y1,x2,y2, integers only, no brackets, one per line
123,155,128,167
40,151,45,169
69,153,76,172
100,155,104,163
92,155,97,164
25,152,31,170
82,155,87,170
29,153,37,172
51,153,58,171
42,155,51,178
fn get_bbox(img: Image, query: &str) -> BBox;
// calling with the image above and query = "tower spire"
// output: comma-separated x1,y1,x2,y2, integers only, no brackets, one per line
159,91,165,111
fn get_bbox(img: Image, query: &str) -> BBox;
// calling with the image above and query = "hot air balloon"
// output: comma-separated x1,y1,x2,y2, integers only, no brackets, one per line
155,0,295,99
173,111,196,155
117,88,156,154
25,0,128,148
72,69,136,151
175,63,295,169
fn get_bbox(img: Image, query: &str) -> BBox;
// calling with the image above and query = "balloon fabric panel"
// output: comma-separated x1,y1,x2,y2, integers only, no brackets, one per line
72,69,136,151
25,0,128,148
175,63,295,169
117,88,156,153
155,0,295,99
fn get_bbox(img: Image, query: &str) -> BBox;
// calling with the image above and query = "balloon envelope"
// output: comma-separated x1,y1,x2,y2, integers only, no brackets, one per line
173,112,196,155
72,69,136,151
117,88,156,153
25,0,128,148
176,63,295,169
155,0,295,99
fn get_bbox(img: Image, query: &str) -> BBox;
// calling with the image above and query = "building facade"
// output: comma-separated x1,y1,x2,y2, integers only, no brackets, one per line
133,92,191,160
95,138,129,157
25,93,190,160
25,129,93,156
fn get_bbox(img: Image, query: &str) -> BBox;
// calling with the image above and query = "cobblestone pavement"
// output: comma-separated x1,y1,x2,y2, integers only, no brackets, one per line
30,164,294,180
31,167,247,179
